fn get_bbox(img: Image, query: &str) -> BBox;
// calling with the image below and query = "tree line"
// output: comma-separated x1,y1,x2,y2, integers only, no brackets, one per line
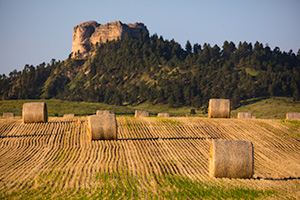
1,33,299,109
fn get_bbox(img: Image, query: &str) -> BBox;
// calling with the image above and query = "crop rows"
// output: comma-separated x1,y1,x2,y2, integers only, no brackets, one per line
0,117,299,199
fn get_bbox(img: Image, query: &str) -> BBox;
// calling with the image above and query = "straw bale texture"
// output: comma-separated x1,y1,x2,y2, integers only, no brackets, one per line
286,112,300,120
238,112,252,119
96,110,110,115
135,110,149,117
88,114,117,140
208,99,230,118
252,116,256,119
63,114,75,118
209,139,254,178
3,113,14,118
157,113,170,117
22,102,48,123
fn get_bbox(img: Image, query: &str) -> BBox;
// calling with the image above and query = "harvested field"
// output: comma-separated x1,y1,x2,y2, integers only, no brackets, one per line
0,116,299,199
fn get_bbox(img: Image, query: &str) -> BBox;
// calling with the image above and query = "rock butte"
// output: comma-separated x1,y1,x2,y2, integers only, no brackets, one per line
71,20,149,59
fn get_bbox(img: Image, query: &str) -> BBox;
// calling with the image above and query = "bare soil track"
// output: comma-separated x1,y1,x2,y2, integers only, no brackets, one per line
0,117,299,199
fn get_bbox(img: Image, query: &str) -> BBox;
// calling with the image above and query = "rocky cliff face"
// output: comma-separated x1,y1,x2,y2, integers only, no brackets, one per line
71,21,149,59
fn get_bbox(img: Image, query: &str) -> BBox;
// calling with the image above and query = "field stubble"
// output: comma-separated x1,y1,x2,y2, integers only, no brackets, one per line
0,116,299,199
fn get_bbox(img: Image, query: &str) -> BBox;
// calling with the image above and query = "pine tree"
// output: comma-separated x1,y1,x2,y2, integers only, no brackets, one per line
293,88,300,102
185,40,192,54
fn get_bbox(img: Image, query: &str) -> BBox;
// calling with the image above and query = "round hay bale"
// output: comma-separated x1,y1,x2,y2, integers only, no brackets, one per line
252,116,256,119
208,99,230,118
286,112,300,120
209,139,254,179
157,113,170,117
63,114,75,118
238,112,252,119
88,114,117,140
3,113,14,118
135,110,149,117
96,110,110,115
22,102,48,123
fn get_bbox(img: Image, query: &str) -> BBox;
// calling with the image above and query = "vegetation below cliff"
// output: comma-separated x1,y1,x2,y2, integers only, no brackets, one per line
1,34,299,109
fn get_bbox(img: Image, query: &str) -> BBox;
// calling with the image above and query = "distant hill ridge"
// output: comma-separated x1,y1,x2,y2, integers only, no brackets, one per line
1,20,299,108
71,20,149,59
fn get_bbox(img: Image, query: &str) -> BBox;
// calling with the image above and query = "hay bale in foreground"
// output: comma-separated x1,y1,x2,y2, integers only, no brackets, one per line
286,112,300,120
208,99,230,118
22,102,48,123
135,110,149,117
238,112,252,119
88,114,117,140
209,139,254,179
157,113,170,117
3,113,14,118
63,114,75,118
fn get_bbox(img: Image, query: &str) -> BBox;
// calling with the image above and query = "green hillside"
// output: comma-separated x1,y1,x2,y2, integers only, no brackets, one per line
231,97,300,119
1,35,299,109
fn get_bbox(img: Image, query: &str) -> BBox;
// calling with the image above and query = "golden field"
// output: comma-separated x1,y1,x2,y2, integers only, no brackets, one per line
0,116,299,199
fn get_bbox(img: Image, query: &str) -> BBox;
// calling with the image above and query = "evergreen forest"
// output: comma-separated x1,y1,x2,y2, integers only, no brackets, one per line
1,33,299,109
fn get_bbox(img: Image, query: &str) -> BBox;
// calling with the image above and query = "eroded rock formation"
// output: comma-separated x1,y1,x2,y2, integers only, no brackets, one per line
71,20,149,59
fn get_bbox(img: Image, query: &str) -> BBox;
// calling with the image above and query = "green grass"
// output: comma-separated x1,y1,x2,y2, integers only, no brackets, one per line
1,173,276,200
279,119,300,137
0,99,202,117
231,97,300,119
1,97,299,118
0,99,135,117
159,118,182,126
129,101,206,117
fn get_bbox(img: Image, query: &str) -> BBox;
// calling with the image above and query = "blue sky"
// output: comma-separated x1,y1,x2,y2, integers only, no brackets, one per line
0,0,299,75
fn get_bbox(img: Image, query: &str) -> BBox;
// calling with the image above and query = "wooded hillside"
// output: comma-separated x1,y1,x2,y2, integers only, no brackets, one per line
1,34,299,109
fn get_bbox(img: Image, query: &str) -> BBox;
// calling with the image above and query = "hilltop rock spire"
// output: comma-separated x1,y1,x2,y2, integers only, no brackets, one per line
71,20,149,59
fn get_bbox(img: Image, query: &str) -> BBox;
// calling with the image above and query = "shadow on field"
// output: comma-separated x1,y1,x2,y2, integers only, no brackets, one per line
255,176,300,181
46,121,77,124
118,136,217,141
238,97,268,107
0,133,64,139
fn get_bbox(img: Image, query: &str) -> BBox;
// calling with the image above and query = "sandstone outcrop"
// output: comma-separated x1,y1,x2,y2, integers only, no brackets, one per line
71,21,149,59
